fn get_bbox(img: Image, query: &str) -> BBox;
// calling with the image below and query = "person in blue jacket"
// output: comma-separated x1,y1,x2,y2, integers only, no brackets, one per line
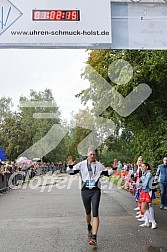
138,162,157,229
155,157,167,210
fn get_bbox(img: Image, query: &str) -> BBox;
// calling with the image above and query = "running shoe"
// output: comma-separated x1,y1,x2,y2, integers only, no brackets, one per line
88,236,97,246
139,222,149,228
136,214,144,218
151,221,157,229
134,206,140,211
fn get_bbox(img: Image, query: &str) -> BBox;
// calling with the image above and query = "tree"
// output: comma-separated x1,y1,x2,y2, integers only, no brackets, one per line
0,113,28,160
0,96,13,123
79,50,167,167
18,88,62,162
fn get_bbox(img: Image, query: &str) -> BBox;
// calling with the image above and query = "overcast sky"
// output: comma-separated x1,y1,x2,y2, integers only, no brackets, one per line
0,49,90,121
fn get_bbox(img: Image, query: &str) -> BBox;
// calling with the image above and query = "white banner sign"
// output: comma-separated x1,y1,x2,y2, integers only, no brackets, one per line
0,0,112,46
128,3,167,49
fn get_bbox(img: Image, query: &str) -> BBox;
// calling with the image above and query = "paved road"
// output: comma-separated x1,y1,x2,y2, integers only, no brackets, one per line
0,173,167,252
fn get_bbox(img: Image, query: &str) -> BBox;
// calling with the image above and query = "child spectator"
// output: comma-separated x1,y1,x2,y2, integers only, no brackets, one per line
138,162,157,229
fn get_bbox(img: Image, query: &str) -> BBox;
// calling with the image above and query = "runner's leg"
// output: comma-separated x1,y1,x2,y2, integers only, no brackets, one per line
81,189,92,239
91,188,101,236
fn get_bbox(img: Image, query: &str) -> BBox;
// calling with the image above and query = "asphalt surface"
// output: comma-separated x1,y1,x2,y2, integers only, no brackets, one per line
0,173,167,252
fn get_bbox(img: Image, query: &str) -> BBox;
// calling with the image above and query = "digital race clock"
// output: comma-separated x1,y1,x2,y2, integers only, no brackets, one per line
33,10,80,21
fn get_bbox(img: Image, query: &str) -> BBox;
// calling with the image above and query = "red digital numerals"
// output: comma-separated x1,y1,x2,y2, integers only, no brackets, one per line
33,10,80,21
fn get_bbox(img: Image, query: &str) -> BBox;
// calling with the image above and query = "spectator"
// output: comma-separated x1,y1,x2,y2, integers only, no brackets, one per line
138,162,157,229
134,156,144,216
0,162,4,174
131,164,137,182
118,161,123,170
155,157,167,210
123,162,127,171
137,163,156,225
112,159,118,171
6,161,12,173
50,162,55,173
117,161,123,176
126,162,131,171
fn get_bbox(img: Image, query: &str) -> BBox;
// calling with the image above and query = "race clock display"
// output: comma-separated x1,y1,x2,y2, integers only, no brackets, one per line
33,10,80,21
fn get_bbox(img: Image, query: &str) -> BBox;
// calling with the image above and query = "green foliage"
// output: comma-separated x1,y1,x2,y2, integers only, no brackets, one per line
19,89,62,162
0,113,28,160
79,50,167,166
0,89,67,162
0,50,166,166
0,96,13,123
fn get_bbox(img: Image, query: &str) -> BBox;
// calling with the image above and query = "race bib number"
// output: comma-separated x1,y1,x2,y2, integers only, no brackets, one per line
85,180,96,188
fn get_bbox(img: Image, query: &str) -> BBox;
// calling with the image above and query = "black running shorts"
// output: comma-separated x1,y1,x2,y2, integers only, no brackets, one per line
81,187,101,217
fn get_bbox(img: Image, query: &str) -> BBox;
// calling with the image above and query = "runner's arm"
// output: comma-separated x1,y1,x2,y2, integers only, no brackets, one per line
101,169,115,177
67,164,80,175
